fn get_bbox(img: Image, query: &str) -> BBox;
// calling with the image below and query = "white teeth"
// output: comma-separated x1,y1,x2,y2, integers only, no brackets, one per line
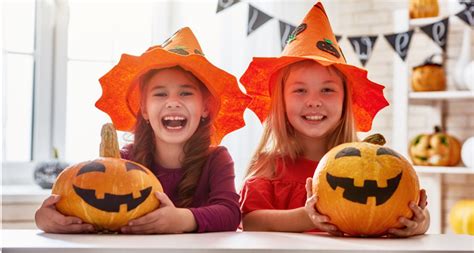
166,126,183,130
304,115,324,121
163,116,186,121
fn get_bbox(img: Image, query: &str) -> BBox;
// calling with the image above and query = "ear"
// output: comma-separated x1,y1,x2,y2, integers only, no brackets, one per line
201,106,209,119
141,105,149,120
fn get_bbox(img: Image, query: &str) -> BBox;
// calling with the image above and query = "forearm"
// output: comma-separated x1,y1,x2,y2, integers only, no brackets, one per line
178,208,198,232
242,207,315,232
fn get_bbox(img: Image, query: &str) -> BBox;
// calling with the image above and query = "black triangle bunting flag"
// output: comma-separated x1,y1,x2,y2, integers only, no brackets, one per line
455,5,474,27
335,35,342,42
420,18,449,51
247,4,273,36
348,35,378,66
279,20,296,51
216,0,240,13
384,30,414,61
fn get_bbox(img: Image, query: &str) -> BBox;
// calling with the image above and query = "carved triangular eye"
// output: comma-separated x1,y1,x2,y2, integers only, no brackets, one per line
376,147,400,159
77,162,106,176
126,162,148,174
335,147,361,159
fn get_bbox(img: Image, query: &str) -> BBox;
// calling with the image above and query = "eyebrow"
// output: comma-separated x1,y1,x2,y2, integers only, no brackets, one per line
150,84,198,91
288,80,339,86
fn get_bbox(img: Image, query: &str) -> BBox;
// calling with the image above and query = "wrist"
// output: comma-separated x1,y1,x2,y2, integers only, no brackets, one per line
178,208,198,232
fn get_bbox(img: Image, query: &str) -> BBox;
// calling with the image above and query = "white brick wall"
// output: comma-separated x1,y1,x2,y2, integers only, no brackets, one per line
325,0,474,234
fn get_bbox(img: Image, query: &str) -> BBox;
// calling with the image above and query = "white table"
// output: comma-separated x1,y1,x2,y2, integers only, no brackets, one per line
1,229,473,253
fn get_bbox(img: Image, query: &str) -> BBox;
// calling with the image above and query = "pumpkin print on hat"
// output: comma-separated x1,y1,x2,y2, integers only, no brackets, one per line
52,123,163,232
409,126,461,166
313,134,420,236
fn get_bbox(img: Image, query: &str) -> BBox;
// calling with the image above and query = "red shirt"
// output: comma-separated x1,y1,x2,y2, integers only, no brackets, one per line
240,156,318,215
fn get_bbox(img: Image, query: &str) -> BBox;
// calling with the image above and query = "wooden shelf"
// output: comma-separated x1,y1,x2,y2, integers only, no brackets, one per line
414,165,474,174
409,17,444,27
409,91,474,101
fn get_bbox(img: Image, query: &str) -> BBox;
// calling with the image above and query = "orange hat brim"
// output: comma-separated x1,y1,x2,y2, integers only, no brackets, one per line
240,56,389,132
96,47,252,145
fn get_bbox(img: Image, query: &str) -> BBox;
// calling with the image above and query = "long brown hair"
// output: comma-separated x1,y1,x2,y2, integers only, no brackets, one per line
132,66,217,207
244,60,358,180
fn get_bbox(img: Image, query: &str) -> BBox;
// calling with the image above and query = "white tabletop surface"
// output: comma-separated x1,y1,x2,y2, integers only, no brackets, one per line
1,229,473,253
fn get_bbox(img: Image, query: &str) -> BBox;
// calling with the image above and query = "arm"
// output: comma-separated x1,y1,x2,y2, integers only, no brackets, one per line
243,207,315,232
188,147,241,232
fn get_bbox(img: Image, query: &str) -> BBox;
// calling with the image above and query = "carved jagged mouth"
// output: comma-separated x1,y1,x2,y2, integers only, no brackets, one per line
326,172,402,206
73,185,152,212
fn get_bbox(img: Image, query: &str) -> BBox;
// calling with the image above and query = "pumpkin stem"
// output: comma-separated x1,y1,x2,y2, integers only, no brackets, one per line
100,123,121,158
362,134,386,146
53,147,59,159
434,125,442,133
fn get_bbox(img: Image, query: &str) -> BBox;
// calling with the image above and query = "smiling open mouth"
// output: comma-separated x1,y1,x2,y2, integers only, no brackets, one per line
326,172,402,206
302,115,326,121
162,116,187,130
73,185,152,212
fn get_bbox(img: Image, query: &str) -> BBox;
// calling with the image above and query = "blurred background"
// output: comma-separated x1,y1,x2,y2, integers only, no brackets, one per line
2,0,473,234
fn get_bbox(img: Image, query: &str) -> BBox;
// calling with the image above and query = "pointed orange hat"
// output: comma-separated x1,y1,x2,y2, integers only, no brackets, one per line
96,27,252,144
240,2,389,132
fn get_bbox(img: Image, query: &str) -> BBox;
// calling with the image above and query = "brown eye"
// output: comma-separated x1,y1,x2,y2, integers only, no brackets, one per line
335,147,361,159
77,162,106,176
126,162,148,174
376,147,400,159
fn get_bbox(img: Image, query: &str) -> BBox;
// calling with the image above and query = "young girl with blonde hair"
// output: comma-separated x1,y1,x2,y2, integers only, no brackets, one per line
239,2,430,237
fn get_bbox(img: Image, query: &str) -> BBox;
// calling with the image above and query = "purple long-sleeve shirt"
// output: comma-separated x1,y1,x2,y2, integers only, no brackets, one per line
120,145,241,232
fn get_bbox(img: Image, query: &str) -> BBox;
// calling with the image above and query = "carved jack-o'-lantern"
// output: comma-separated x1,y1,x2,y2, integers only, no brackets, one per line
409,0,439,19
52,124,163,232
313,134,420,236
409,126,461,166
411,54,446,92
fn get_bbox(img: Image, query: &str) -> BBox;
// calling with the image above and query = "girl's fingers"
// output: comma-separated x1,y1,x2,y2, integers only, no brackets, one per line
64,216,84,225
306,178,313,199
128,210,159,226
418,189,428,209
309,212,329,223
122,222,157,234
388,227,411,237
399,217,418,230
41,195,61,208
410,202,426,222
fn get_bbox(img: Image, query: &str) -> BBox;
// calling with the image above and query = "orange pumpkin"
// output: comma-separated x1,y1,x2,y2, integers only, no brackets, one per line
409,126,461,166
449,200,474,235
411,55,446,92
409,0,439,19
52,123,163,232
313,134,420,236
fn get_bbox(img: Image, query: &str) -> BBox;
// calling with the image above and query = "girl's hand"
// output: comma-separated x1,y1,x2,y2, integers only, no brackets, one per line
387,189,430,237
35,195,95,233
305,178,344,236
121,192,197,234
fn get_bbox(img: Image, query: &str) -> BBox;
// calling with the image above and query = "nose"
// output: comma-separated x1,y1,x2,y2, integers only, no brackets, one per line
305,93,322,108
165,96,182,109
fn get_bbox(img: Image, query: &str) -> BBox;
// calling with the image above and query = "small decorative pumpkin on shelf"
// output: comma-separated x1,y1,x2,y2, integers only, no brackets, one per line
313,134,420,237
33,148,69,189
52,123,163,232
411,54,446,92
449,200,474,235
409,126,461,166
409,0,439,19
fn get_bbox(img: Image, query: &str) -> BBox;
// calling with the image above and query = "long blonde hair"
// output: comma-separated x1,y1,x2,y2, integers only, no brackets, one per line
244,60,358,180
132,66,217,207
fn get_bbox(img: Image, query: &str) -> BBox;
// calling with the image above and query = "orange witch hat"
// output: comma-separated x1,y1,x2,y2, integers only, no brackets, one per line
240,2,389,132
95,27,252,144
